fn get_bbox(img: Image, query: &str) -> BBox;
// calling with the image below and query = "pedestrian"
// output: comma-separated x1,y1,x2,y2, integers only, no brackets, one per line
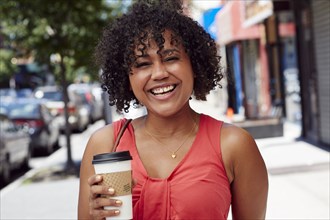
78,0,268,219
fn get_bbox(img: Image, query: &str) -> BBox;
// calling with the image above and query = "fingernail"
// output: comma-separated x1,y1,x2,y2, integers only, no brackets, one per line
114,210,120,215
96,175,101,181
108,188,115,194
115,200,122,205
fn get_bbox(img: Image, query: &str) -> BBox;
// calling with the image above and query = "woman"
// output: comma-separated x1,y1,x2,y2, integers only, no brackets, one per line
78,1,268,219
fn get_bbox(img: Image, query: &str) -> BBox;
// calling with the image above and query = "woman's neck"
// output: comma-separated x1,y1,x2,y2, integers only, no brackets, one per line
143,109,199,137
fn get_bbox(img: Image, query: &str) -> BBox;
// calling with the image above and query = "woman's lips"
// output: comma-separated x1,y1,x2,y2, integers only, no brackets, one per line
150,84,176,95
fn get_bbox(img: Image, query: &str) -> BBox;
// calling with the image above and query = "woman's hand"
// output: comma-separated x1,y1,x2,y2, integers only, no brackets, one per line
88,174,122,219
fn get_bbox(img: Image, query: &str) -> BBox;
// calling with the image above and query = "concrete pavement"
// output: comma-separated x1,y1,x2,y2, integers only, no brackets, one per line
1,98,329,219
256,125,329,220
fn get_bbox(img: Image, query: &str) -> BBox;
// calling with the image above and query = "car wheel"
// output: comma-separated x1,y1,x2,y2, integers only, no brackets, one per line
89,115,94,124
21,146,31,170
46,142,53,155
77,120,85,133
53,139,60,151
1,158,11,185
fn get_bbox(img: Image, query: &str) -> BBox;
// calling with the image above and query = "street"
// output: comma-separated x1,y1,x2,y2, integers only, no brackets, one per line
0,119,105,190
0,119,105,219
0,122,97,190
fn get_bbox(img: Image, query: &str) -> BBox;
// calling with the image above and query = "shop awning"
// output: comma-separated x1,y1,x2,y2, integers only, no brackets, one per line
215,1,262,46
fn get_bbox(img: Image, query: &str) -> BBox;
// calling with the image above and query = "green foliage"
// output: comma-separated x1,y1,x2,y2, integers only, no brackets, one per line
0,49,18,82
0,0,127,83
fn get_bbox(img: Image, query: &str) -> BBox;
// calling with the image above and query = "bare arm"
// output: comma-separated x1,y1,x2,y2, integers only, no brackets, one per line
78,125,121,219
221,124,268,220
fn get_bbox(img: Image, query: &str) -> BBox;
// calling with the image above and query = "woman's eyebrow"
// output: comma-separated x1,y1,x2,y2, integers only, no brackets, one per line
135,53,150,59
160,48,180,56
134,48,180,59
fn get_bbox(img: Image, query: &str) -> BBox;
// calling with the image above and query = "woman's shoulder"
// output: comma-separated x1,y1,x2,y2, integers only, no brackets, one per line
91,118,129,138
90,123,114,141
86,118,128,154
220,122,264,183
88,117,140,152
221,122,260,163
200,115,253,143
222,122,254,141
86,123,115,154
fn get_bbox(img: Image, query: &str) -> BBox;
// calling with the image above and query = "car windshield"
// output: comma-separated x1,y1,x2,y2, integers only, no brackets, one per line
36,91,63,101
8,103,40,119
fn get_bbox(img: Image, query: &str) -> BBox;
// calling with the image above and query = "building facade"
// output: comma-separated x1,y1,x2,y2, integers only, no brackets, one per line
215,0,329,146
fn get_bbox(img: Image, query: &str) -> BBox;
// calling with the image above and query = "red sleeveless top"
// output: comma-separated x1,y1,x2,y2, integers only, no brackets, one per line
114,114,231,220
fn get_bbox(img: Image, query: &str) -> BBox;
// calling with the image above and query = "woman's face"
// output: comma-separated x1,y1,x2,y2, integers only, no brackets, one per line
129,30,194,117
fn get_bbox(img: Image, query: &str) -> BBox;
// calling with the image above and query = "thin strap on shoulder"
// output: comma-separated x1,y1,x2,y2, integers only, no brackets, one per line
113,119,132,152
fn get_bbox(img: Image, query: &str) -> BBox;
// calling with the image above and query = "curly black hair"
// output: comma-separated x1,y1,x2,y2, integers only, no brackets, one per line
95,0,223,113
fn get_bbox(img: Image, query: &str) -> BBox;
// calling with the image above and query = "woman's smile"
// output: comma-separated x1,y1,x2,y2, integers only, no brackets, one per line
150,84,176,95
148,83,178,102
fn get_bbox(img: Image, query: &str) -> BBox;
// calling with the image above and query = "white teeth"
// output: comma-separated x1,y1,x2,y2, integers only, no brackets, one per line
151,85,175,94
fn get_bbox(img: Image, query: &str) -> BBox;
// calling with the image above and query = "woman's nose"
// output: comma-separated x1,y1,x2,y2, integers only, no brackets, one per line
151,62,169,80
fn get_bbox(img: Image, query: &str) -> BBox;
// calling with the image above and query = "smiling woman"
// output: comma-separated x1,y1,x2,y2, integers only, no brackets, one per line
128,30,195,116
78,1,268,219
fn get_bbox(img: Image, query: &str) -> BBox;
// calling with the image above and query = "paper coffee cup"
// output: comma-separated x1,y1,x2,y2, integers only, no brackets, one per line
92,151,133,220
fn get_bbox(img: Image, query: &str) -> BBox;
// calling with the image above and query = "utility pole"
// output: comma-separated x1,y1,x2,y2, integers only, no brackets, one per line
59,56,77,175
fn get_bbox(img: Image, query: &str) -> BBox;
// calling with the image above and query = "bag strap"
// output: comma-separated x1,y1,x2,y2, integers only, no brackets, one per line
113,119,132,152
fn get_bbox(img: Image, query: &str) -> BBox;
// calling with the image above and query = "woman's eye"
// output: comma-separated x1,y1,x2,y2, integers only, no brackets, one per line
134,62,150,68
164,56,179,62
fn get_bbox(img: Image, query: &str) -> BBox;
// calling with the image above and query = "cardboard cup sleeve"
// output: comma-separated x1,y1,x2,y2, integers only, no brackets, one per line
99,171,132,197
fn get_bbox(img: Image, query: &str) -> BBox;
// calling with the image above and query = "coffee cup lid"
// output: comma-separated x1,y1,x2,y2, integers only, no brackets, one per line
92,151,132,164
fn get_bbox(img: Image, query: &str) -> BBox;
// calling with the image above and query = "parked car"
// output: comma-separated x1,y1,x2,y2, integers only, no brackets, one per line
0,88,17,102
0,113,31,185
16,88,33,98
0,103,9,115
6,98,61,155
33,86,89,132
68,83,104,123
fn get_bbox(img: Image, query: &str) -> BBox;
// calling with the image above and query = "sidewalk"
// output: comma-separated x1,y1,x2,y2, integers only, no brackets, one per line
1,100,329,219
256,123,329,219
